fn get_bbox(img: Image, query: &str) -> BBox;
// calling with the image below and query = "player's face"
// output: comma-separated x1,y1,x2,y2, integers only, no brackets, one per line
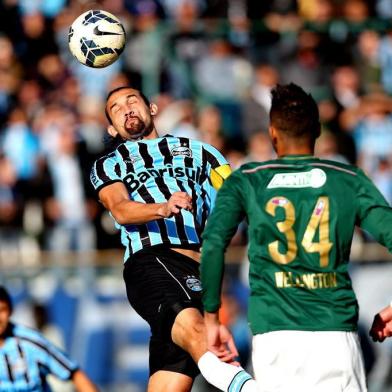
0,301,11,336
106,88,158,141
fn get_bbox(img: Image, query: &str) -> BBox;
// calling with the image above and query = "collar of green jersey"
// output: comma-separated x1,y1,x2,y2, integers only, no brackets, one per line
278,154,318,160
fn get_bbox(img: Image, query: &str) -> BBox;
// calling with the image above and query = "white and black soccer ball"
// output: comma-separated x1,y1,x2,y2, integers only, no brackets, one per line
68,10,126,68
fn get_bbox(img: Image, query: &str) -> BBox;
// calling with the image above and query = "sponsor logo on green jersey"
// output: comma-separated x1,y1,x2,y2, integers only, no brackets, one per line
267,168,327,189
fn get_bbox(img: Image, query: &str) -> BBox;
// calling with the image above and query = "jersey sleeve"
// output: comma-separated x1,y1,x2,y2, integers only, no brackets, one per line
201,170,245,312
38,338,78,381
356,169,392,251
18,327,79,381
202,143,231,190
90,153,122,193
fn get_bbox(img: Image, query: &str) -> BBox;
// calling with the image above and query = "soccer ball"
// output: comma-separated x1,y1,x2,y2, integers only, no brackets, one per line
68,10,126,68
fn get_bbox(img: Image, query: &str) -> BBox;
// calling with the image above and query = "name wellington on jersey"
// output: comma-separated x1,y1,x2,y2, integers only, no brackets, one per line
124,165,203,192
275,271,338,289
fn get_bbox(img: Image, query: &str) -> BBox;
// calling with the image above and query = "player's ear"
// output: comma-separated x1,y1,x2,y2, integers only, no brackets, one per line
269,126,278,151
269,126,276,140
107,125,118,138
150,103,158,116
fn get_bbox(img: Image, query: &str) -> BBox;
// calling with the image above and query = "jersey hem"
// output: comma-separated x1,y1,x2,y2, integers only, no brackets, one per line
250,325,358,335
126,243,201,262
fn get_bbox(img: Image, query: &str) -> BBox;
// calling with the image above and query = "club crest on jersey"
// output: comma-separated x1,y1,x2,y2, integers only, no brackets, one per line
267,168,327,189
171,146,192,158
185,276,202,291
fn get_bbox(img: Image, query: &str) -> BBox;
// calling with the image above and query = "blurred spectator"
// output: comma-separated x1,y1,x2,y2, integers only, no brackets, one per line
355,30,381,93
32,302,73,392
197,105,224,141
242,64,279,138
194,38,252,102
379,32,392,95
0,35,22,127
298,0,334,23
315,129,349,163
19,0,67,18
37,105,97,251
123,0,166,97
37,53,69,96
341,0,370,24
372,157,392,205
244,132,275,163
1,107,40,182
341,93,392,176
317,97,357,164
168,100,200,138
194,38,252,139
19,12,58,69
331,65,362,111
165,0,208,98
16,79,43,119
0,154,19,229
280,30,328,93
376,0,392,18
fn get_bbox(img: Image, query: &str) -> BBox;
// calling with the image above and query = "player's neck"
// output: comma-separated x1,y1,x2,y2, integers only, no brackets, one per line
143,128,159,140
276,145,314,158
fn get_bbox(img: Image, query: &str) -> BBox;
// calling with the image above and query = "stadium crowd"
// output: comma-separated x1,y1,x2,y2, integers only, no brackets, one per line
0,0,392,391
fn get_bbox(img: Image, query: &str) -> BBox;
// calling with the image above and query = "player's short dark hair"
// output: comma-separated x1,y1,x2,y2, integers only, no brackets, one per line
270,83,321,140
0,287,13,313
104,86,151,125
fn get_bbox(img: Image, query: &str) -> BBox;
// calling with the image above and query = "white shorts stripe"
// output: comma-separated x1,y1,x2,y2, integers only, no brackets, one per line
155,256,191,300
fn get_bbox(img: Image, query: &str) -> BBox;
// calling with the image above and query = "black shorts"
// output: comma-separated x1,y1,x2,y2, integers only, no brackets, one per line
123,246,203,378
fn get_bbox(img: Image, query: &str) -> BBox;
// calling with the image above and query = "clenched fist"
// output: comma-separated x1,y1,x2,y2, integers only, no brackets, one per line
158,192,193,218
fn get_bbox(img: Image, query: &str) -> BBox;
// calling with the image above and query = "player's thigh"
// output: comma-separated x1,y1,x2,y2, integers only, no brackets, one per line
148,370,193,392
123,249,202,333
252,331,367,392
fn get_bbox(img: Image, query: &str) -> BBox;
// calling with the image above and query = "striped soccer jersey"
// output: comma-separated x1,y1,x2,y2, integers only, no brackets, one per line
0,323,78,392
91,135,230,260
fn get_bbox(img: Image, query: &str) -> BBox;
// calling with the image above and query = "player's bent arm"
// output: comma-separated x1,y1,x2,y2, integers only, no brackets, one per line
72,369,99,392
201,172,245,312
356,171,392,251
98,182,192,225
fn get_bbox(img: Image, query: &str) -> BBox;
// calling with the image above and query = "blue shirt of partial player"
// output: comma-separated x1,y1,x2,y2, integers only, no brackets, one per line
90,135,230,260
0,323,78,392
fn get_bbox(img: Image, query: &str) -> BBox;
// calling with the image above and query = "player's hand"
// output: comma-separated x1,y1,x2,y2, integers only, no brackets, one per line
158,192,192,218
369,305,392,342
204,312,239,365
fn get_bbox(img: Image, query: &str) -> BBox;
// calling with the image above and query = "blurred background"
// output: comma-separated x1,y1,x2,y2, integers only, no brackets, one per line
0,0,392,390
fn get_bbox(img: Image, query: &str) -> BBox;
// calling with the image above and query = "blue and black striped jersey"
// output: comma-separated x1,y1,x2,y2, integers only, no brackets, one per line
90,135,231,260
0,323,78,392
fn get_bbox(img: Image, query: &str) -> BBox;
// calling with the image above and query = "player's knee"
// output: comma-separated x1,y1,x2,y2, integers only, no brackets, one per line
172,308,206,349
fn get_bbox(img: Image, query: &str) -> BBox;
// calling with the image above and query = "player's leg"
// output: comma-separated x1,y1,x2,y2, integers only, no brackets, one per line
172,307,258,392
123,250,200,391
147,370,193,392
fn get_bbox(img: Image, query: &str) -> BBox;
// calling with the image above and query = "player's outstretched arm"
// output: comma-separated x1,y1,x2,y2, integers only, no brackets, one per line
98,182,192,224
369,304,392,342
72,369,99,392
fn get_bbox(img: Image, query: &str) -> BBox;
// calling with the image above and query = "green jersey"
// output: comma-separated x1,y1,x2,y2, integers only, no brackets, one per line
201,155,392,335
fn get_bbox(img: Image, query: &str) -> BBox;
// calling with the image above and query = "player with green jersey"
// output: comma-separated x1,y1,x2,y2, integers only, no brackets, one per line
201,83,392,392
